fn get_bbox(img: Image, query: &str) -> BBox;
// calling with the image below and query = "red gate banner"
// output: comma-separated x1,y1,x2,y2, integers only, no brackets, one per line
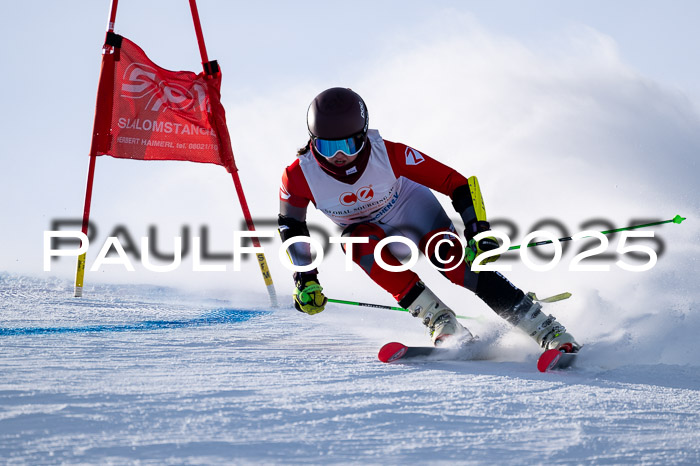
95,36,235,172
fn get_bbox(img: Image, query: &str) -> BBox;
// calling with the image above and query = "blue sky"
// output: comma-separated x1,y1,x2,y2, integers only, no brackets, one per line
0,1,697,301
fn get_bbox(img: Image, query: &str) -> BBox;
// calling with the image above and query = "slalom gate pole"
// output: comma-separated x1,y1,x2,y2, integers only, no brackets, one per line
327,298,486,322
188,0,278,307
507,215,686,251
74,0,120,297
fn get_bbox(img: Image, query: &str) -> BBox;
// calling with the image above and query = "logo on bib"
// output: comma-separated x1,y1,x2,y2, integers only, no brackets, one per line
340,192,357,206
339,186,374,206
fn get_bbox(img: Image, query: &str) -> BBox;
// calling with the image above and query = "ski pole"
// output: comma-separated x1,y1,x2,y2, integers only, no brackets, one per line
507,214,686,250
327,298,486,322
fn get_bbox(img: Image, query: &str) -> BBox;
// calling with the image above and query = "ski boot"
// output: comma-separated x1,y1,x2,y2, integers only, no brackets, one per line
511,293,580,352
400,281,474,346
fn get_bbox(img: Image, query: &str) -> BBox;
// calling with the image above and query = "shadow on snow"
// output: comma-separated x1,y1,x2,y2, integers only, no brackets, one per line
0,309,270,336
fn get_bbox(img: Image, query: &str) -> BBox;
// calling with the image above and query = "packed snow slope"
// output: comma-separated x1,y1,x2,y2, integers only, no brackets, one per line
1,273,699,464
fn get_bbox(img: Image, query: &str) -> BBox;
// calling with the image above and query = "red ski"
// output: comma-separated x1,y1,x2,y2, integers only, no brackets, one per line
537,348,578,372
379,341,579,371
378,342,453,363
378,341,483,363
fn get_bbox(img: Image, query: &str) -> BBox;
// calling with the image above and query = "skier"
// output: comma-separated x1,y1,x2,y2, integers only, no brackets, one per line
278,87,580,352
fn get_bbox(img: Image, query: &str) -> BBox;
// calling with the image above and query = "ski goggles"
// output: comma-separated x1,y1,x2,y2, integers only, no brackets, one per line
312,133,366,158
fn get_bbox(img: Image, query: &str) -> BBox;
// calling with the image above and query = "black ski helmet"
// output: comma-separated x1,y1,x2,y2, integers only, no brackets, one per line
307,87,369,141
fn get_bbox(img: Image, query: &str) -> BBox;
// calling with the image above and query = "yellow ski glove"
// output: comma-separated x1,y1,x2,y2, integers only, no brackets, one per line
451,177,500,270
293,279,327,315
465,221,501,270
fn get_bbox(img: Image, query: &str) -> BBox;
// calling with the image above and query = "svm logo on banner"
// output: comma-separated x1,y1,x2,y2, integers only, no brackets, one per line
121,62,209,113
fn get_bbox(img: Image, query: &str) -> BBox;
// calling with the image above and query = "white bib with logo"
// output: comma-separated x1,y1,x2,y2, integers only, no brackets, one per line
299,130,404,227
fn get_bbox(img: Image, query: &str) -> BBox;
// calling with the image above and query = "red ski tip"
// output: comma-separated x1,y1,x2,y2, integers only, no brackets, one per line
378,342,408,363
537,349,562,373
